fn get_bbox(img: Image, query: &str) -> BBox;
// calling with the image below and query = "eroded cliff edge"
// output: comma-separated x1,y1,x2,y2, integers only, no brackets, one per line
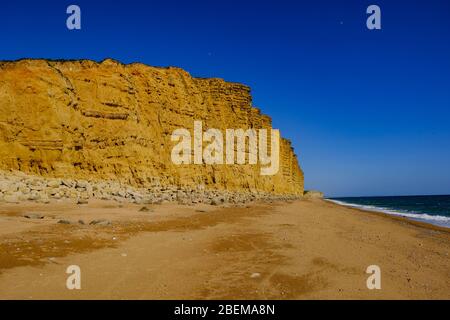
0,59,303,200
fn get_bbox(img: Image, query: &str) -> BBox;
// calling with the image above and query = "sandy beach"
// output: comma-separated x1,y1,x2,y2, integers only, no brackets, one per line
0,198,448,300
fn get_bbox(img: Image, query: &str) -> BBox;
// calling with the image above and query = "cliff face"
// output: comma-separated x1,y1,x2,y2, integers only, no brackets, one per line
0,59,303,195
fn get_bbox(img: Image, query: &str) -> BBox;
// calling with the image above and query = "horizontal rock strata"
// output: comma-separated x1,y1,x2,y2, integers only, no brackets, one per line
0,59,304,200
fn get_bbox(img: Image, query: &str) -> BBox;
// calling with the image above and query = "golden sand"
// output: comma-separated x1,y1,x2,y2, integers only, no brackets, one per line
0,199,448,299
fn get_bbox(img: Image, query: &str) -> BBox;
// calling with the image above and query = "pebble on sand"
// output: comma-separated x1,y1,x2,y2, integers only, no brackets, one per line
23,213,44,220
89,219,112,226
57,219,72,224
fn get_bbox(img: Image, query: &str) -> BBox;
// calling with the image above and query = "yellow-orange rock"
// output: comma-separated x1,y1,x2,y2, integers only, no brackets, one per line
0,59,303,195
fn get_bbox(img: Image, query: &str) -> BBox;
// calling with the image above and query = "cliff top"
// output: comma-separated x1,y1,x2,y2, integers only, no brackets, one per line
0,58,251,90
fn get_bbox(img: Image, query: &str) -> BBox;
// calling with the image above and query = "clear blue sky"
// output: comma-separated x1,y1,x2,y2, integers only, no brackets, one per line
1,0,449,197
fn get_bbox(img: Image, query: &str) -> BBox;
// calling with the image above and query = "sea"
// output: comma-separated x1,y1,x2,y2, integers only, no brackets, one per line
326,195,450,228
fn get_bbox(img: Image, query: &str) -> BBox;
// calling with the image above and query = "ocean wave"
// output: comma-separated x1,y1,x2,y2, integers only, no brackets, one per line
325,199,450,227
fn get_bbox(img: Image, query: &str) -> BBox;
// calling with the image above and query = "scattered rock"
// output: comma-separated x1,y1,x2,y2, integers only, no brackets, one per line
23,213,44,219
78,219,85,225
57,219,72,225
139,206,153,212
77,198,88,205
250,273,261,279
4,195,19,204
27,192,41,201
210,197,224,206
89,219,112,226
303,190,324,199
0,170,302,206
47,180,61,188
62,180,75,188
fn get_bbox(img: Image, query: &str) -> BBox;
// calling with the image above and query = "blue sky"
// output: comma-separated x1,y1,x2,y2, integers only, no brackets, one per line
1,0,449,197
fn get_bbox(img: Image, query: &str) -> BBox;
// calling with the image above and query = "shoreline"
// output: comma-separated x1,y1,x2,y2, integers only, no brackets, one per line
324,199,450,232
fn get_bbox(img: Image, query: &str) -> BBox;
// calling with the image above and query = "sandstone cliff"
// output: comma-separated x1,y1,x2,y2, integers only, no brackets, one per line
0,59,303,197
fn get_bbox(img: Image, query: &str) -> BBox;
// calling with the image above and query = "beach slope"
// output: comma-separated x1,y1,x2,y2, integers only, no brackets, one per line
0,199,448,299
